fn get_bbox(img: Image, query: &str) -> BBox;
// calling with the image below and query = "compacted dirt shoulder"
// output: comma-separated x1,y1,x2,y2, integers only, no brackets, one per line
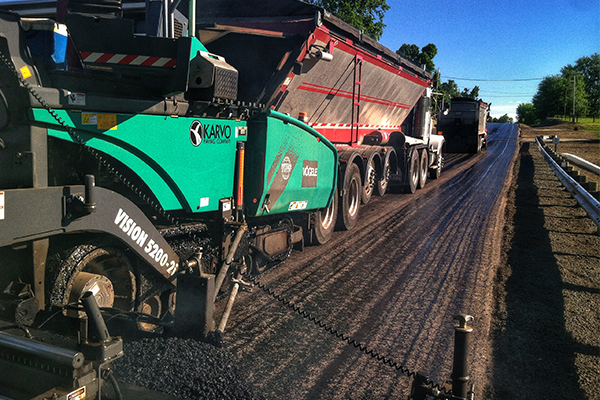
521,120,600,185
489,123,599,399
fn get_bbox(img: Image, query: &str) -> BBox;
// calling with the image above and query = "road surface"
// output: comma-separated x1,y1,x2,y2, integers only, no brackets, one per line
218,123,519,399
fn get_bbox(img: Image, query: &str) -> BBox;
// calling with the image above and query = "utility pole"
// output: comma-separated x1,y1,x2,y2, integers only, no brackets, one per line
564,86,568,120
572,74,576,124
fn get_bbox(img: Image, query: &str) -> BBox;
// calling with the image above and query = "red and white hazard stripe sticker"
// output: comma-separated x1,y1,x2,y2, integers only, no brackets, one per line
80,52,177,68
309,123,401,130
0,191,4,220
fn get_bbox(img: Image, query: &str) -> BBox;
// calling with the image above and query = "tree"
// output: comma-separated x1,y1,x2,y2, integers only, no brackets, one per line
563,53,600,120
440,79,460,98
310,0,390,40
561,70,588,120
516,103,539,126
493,114,513,124
532,73,587,121
519,54,596,124
396,43,437,73
397,44,419,62
438,79,479,102
419,43,437,73
533,75,566,120
460,86,479,99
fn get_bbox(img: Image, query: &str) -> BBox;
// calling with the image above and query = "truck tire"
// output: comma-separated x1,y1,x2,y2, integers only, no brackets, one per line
312,186,338,245
376,149,394,196
429,148,443,179
336,163,361,230
418,149,428,189
405,149,419,194
362,157,376,204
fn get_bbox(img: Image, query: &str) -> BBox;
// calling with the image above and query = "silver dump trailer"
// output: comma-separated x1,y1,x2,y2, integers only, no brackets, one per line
194,0,445,235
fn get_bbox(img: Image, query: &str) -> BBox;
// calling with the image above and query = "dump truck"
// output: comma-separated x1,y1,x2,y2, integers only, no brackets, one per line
437,97,489,153
194,0,445,217
0,1,445,395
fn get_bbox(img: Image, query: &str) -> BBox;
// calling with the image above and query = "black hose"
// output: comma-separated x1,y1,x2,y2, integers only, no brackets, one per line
107,371,123,400
81,291,111,342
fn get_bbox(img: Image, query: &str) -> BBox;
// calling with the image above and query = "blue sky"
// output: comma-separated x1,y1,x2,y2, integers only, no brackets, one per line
378,0,600,120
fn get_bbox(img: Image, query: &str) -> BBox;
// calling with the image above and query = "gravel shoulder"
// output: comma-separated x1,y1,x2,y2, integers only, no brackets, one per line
489,123,600,399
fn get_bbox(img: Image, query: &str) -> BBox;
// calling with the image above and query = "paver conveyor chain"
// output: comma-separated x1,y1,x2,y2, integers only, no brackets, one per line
248,273,474,399
0,51,179,227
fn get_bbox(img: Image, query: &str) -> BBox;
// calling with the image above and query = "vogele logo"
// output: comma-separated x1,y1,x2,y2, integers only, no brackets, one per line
302,160,318,187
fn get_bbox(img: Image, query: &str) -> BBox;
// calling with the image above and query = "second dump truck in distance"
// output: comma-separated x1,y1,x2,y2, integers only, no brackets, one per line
437,98,490,153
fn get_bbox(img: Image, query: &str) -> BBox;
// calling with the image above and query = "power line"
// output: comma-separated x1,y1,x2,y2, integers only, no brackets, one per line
480,93,533,97
479,90,534,95
481,95,532,98
442,76,544,82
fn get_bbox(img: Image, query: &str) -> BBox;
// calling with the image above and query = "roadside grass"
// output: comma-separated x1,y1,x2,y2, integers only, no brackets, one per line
550,116,600,136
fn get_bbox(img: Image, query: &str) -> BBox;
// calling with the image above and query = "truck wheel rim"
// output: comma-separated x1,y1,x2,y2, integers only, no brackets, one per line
419,150,428,187
348,176,360,216
320,202,335,230
382,162,390,186
364,160,376,198
411,156,419,186
378,157,390,195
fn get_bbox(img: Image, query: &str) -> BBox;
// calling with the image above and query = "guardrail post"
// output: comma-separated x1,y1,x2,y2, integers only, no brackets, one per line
451,314,473,399
569,169,580,180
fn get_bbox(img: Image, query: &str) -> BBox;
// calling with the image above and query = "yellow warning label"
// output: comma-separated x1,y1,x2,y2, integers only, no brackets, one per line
82,113,96,125
97,114,117,130
82,113,117,130
20,66,32,79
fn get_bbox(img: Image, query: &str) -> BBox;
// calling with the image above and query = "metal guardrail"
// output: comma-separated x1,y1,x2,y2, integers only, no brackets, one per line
536,136,600,231
562,153,600,176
